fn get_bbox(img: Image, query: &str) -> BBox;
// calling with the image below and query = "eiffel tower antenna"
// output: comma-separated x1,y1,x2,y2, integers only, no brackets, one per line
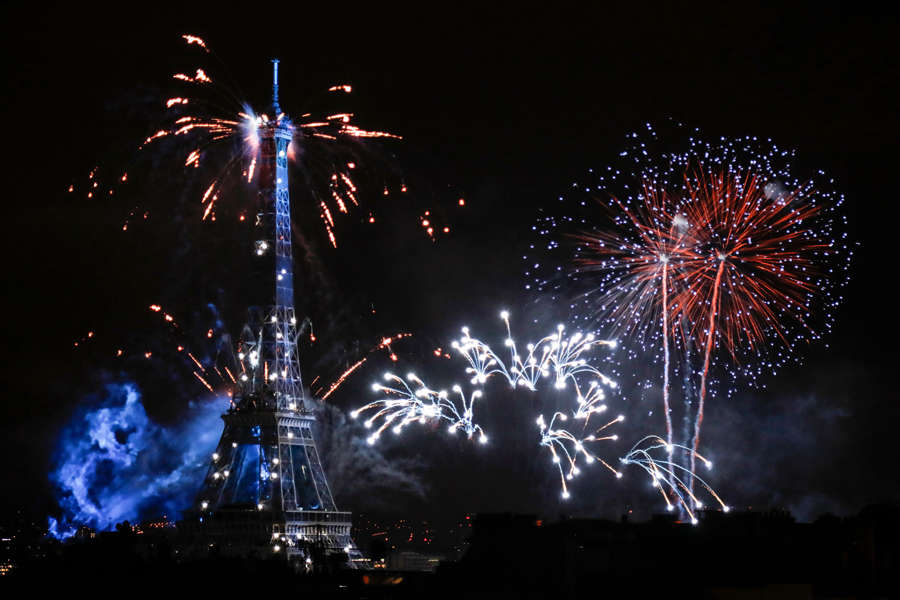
271,59,281,114
182,60,360,567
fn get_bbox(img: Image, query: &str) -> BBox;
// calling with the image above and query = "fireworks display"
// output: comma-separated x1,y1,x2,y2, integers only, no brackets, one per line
66,34,446,409
74,298,411,412
355,311,725,506
166,40,398,247
51,36,854,532
353,373,487,445
68,34,463,248
527,124,851,504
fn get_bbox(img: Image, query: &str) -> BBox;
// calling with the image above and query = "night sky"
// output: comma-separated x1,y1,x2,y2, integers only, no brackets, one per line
2,3,899,527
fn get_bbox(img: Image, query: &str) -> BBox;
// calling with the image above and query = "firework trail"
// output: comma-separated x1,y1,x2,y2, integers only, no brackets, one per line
536,411,623,499
352,372,487,445
317,333,412,400
620,435,729,523
528,124,851,504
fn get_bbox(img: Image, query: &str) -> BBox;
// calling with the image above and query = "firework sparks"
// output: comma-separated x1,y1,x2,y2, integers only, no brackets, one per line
620,435,728,523
181,34,209,52
114,34,404,242
173,69,212,84
352,373,487,445
451,311,617,404
537,412,623,499
355,310,628,499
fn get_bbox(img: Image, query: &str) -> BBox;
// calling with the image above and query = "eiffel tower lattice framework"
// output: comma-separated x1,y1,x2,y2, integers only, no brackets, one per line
180,60,361,567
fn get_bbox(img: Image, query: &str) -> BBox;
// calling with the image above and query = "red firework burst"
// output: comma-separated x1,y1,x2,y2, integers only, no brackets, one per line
670,165,838,482
533,127,850,511
571,161,842,499
574,180,702,337
677,166,831,358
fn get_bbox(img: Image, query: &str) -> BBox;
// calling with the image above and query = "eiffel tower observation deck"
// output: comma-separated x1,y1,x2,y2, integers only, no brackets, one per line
181,61,360,567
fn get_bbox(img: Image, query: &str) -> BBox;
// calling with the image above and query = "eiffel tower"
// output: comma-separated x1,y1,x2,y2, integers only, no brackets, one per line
182,61,359,566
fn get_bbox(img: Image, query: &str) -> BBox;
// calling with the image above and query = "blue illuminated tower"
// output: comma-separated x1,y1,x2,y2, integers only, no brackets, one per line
185,61,359,566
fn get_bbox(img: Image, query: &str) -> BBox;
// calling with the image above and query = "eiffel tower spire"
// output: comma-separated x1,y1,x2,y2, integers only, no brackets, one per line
238,58,303,414
271,58,281,115
182,60,360,566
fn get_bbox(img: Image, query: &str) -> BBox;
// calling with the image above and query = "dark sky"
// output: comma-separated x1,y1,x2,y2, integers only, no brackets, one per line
2,3,899,525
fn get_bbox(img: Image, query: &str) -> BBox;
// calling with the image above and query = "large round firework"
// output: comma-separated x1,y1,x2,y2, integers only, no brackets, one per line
526,123,851,499
529,124,851,383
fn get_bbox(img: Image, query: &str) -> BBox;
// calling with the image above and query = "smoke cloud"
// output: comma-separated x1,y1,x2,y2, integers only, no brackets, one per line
48,382,225,537
47,381,426,537
313,401,427,511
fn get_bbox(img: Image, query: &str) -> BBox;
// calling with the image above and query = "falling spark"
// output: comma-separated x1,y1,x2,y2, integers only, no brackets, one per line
319,333,413,400
193,371,214,392
187,352,204,370
181,34,209,52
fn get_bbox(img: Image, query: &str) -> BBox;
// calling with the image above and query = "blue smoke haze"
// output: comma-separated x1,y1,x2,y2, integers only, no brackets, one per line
48,382,226,538
46,380,426,539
